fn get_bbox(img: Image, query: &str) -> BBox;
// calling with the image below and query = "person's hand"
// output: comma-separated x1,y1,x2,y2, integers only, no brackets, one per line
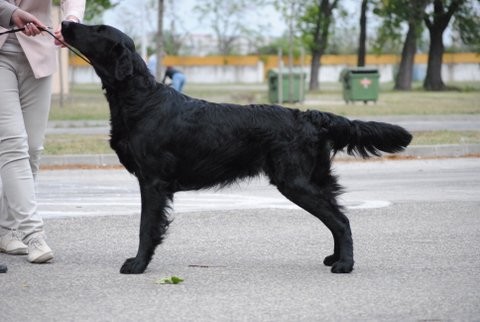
10,8,46,36
54,15,79,47
53,27,64,46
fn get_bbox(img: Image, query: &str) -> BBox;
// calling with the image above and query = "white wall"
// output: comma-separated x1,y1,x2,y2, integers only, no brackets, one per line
68,62,480,85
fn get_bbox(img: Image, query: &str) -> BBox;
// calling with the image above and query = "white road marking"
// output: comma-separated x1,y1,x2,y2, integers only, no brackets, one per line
38,191,391,219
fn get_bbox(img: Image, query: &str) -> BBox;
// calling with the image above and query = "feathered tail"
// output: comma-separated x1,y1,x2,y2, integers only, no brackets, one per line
311,112,413,158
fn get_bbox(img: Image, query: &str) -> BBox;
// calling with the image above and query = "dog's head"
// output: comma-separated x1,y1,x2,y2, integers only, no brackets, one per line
61,22,138,85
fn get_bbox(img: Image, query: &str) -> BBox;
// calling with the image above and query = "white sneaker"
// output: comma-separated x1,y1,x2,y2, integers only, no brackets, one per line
0,230,28,255
27,237,53,263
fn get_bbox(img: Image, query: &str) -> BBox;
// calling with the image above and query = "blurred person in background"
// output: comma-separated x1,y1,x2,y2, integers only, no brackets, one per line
162,66,186,92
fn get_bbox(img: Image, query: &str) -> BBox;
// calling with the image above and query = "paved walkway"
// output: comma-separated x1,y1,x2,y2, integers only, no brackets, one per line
43,115,480,167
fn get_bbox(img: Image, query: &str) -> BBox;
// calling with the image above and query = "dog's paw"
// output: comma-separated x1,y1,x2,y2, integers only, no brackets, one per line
323,254,339,266
330,260,354,274
120,257,147,274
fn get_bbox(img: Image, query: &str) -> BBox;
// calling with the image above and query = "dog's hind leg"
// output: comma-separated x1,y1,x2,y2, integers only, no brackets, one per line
120,180,171,274
277,176,353,273
270,148,354,273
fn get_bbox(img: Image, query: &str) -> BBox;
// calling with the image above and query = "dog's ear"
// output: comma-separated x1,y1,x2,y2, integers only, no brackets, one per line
113,43,133,81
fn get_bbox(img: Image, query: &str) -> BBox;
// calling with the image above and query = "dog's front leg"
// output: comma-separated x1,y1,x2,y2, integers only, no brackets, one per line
120,179,171,274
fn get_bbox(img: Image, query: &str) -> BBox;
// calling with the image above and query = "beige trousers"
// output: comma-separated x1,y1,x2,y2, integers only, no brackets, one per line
0,47,51,242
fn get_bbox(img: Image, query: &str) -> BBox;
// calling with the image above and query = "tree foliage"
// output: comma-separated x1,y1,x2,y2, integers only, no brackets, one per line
256,35,304,57
194,0,268,55
84,0,116,22
372,0,411,54
53,0,115,22
450,0,480,52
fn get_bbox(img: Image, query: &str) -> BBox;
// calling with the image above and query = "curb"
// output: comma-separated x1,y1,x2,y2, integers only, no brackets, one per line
41,154,120,167
40,144,480,167
399,144,480,158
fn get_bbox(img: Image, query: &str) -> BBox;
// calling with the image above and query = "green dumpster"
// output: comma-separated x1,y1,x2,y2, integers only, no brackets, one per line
340,68,379,103
268,69,306,104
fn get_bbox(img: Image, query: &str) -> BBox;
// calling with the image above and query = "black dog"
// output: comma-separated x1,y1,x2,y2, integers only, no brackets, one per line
61,22,412,274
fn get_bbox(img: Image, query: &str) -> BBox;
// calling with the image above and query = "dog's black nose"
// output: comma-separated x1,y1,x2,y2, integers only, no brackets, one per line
61,20,74,30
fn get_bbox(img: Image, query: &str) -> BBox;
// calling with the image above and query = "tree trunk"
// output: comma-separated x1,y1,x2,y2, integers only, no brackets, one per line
423,0,463,91
155,0,165,80
423,23,446,90
308,0,338,91
308,18,322,91
394,23,417,90
357,0,368,67
309,51,321,90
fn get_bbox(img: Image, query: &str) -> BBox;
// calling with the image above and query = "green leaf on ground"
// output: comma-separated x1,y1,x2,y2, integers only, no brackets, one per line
155,276,184,285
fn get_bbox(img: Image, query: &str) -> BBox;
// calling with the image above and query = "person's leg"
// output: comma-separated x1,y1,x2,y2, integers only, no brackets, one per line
172,73,185,92
178,73,185,92
0,51,34,254
21,67,52,182
0,50,52,262
18,58,53,264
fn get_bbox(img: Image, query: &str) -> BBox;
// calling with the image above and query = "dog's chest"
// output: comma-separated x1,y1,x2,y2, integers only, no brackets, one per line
109,120,138,173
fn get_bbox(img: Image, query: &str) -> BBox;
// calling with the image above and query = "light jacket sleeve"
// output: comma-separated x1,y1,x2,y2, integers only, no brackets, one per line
0,1,17,28
61,0,86,22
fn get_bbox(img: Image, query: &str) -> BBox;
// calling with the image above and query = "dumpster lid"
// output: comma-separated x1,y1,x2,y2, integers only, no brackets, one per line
346,67,379,74
268,67,306,75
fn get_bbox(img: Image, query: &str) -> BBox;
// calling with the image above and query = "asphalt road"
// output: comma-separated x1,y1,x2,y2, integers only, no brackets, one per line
1,158,479,321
